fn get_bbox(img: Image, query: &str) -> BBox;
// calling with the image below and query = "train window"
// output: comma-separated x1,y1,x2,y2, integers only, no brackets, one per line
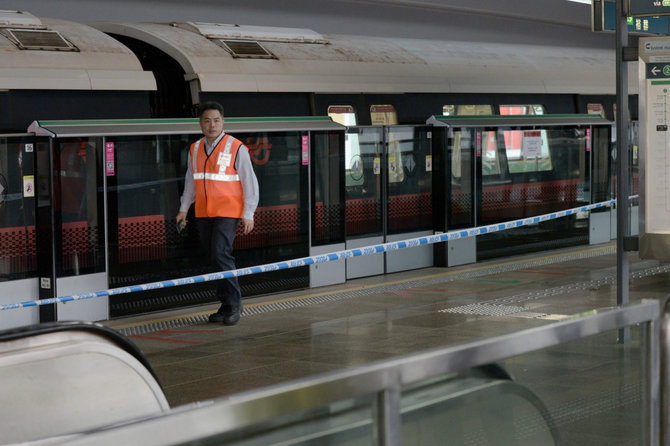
482,131,501,176
328,105,357,126
500,105,545,115
345,132,363,187
329,106,361,186
587,103,605,118
442,105,493,116
388,139,403,184
370,105,398,125
461,105,491,115
500,105,551,173
500,128,553,173
532,105,545,115
443,105,500,176
504,106,528,115
449,129,501,177
450,128,470,179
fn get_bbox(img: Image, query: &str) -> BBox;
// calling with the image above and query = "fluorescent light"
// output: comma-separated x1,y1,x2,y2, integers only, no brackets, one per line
567,0,592,4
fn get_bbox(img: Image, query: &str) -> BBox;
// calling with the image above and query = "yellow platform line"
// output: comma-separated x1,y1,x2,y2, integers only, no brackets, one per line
107,243,614,331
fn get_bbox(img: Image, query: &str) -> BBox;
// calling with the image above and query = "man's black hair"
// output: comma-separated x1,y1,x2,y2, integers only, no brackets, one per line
199,102,224,118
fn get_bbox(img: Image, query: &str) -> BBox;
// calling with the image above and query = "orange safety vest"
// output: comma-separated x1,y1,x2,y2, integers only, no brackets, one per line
191,134,245,218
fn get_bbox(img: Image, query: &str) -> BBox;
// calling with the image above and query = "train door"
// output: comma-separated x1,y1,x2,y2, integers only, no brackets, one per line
51,137,106,321
330,105,386,279
310,130,346,287
26,118,345,318
0,132,107,327
444,125,477,266
0,134,40,328
342,126,385,279
385,125,434,273
590,123,613,244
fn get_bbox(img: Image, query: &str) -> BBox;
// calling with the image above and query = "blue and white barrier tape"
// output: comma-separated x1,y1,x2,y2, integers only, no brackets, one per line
0,199,616,311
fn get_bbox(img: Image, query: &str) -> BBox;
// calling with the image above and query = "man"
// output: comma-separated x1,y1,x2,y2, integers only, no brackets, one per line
176,102,259,325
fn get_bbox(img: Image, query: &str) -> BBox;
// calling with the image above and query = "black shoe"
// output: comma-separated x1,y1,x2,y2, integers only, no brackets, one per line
208,312,225,323
223,307,241,325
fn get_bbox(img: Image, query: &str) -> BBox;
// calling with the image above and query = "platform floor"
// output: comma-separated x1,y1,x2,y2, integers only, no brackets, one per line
104,241,664,445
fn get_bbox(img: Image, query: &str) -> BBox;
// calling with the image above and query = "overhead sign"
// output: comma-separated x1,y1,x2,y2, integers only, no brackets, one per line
628,0,670,17
626,14,670,33
593,0,670,34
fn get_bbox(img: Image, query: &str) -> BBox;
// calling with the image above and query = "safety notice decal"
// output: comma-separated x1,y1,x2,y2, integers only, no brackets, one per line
23,175,34,198
106,142,115,176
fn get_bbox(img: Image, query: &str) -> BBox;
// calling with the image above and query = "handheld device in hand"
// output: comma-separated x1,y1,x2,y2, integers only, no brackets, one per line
177,220,186,234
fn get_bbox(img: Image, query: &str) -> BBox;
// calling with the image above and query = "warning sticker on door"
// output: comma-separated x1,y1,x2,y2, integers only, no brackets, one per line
23,175,34,198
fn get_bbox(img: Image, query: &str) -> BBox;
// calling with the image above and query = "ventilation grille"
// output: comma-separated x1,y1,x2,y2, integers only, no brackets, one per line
217,40,275,59
4,29,78,51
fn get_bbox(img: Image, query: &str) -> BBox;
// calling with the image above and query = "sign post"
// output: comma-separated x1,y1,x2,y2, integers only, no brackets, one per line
632,5,670,444
615,0,631,342
593,0,670,34
638,38,670,260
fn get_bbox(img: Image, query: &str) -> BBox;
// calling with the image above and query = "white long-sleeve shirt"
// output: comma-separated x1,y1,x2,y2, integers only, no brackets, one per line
179,131,259,221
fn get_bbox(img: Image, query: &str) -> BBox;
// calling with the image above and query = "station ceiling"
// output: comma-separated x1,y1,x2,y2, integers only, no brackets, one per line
2,0,612,48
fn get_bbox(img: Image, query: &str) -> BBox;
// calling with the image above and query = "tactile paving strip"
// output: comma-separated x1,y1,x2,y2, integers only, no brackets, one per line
117,244,665,337
440,303,530,317
442,260,670,317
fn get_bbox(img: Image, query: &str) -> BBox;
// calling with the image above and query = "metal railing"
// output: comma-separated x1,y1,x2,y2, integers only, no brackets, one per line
53,299,659,446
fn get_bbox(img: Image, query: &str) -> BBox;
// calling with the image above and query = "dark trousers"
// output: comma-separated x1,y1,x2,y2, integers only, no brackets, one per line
197,217,241,310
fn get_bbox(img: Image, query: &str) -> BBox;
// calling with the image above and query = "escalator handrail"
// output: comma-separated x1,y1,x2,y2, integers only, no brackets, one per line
0,320,162,387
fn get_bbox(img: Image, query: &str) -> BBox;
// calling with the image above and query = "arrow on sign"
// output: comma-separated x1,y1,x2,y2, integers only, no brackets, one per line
652,66,661,76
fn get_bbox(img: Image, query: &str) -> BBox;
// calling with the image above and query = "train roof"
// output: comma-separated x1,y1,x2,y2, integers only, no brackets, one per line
0,10,155,91
91,20,637,96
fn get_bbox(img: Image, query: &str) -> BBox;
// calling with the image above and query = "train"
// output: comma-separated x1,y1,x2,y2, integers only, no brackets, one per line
0,10,634,131
0,10,629,325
